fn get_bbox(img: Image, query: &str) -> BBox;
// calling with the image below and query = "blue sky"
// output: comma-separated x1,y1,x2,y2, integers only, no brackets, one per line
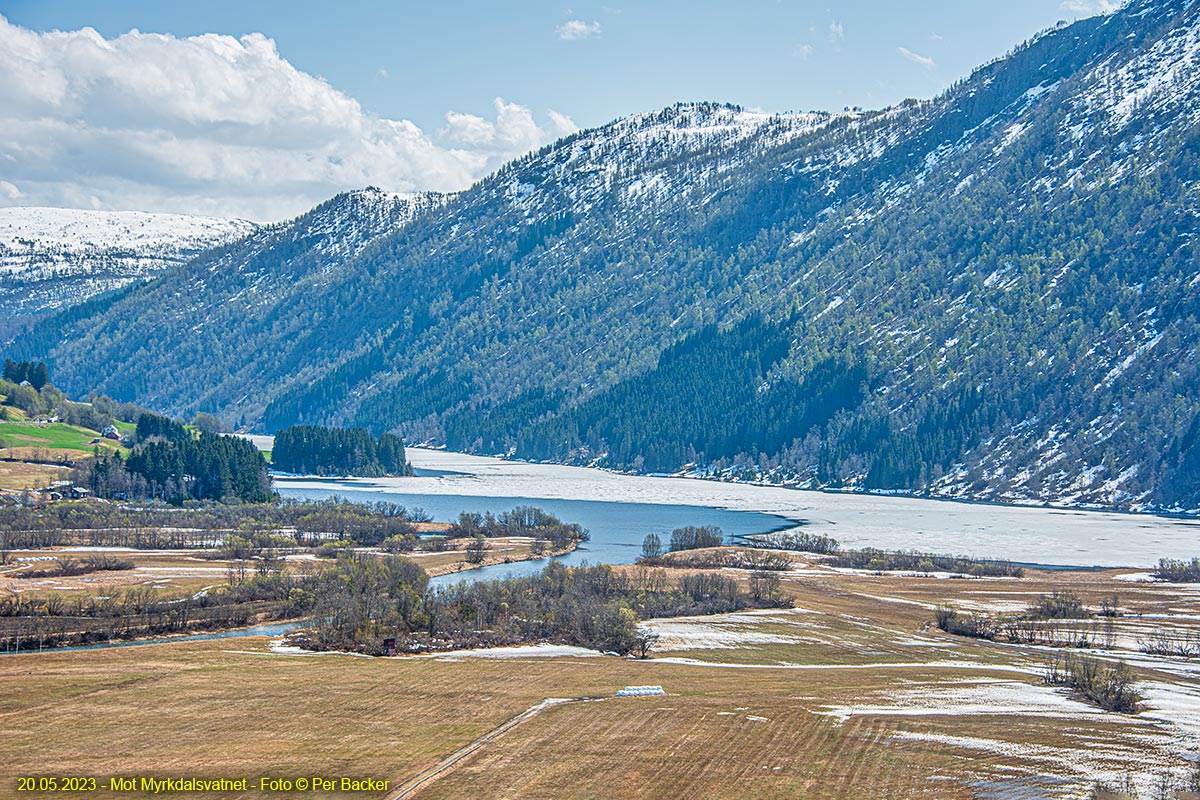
0,1,1119,220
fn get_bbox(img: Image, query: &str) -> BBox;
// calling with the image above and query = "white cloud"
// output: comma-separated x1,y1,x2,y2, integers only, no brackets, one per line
546,110,581,138
898,46,936,69
557,20,602,41
793,43,815,60
377,68,389,78
930,32,944,42
1059,0,1120,15
828,21,844,44
0,16,574,221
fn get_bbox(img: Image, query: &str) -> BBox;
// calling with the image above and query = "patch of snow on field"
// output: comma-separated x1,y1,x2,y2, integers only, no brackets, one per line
139,567,230,574
642,611,812,650
825,566,985,580
891,730,1179,794
646,658,1039,674
265,641,372,658
950,599,1034,614
643,621,802,650
424,643,604,660
1114,572,1158,582
1139,681,1200,742
817,679,1124,724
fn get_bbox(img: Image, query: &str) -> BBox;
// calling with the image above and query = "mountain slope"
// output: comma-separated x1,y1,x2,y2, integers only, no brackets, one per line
15,0,1200,511
0,207,257,321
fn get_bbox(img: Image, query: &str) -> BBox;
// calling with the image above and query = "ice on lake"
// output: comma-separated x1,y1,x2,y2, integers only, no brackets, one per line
275,448,1200,570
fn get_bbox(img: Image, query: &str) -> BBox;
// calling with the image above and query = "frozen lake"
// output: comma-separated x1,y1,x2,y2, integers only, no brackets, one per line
275,448,1200,571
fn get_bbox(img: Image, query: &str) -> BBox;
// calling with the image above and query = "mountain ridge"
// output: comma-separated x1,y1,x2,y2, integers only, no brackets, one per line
0,206,257,322
13,0,1200,512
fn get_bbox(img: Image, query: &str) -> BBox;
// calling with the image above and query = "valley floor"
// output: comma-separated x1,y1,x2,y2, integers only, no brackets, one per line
3,557,1197,799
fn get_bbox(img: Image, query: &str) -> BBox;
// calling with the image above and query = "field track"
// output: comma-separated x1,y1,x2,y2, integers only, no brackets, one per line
389,696,599,799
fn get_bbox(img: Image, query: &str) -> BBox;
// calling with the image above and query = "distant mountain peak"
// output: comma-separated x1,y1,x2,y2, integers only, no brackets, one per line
0,206,256,319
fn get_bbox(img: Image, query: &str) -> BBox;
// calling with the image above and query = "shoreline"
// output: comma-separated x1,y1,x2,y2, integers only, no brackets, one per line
439,448,1200,520
257,439,1198,521
415,539,580,578
274,450,1200,568
281,446,1200,523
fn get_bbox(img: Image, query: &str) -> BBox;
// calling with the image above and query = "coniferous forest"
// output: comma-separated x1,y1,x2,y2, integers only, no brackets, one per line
271,424,411,477
81,429,273,504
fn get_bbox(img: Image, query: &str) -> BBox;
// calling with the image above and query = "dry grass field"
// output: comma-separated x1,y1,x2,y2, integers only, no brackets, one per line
0,538,568,600
1,554,1197,800
0,460,69,490
0,549,239,599
408,537,574,577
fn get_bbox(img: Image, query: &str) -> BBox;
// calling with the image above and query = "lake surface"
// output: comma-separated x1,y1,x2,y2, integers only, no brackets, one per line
276,485,793,587
275,448,1200,569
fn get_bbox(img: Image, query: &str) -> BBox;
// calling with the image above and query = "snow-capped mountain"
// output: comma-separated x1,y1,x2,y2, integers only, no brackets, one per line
0,206,257,319
15,0,1200,511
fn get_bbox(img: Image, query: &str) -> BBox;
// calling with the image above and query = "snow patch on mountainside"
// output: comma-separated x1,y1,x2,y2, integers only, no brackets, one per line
199,188,444,283
0,206,257,317
488,103,834,220
1086,12,1200,129
0,207,255,262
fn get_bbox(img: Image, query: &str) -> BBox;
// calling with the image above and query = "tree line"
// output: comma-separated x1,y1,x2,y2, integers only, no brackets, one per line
301,557,790,656
0,359,226,436
446,506,589,549
271,424,412,477
71,427,273,505
2,359,49,391
0,497,431,551
0,565,306,652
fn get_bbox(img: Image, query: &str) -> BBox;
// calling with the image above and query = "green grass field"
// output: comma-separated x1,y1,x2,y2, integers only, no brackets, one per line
0,421,124,455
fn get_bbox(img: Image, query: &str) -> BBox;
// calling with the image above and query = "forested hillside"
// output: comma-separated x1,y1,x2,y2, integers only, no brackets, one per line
14,0,1200,511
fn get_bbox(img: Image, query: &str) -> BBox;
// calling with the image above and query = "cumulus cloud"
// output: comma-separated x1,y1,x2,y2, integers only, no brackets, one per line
1060,0,1120,15
828,21,844,44
793,43,815,60
898,46,936,69
442,98,577,153
0,16,576,221
557,20,602,40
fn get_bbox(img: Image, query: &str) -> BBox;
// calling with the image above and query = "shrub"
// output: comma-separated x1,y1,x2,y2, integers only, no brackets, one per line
380,534,418,553
829,548,1023,577
640,532,663,561
315,539,357,558
669,525,724,551
1044,654,1142,713
1152,558,1200,582
934,605,997,639
1031,591,1088,620
748,531,839,554
465,536,489,564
